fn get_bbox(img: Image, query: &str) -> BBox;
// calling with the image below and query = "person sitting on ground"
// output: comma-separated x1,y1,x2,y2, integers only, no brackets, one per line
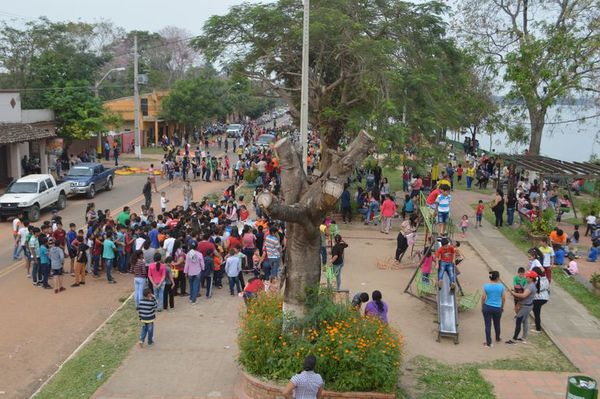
351,292,369,311
549,228,567,247
554,245,566,267
566,255,579,276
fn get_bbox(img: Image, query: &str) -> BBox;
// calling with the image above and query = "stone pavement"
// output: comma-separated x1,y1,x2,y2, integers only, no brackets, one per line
93,293,242,399
451,189,600,397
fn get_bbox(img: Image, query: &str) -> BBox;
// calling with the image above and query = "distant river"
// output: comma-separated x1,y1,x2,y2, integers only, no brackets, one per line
448,105,600,162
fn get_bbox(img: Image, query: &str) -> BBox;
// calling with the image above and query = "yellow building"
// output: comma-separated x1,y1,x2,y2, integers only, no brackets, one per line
103,90,184,146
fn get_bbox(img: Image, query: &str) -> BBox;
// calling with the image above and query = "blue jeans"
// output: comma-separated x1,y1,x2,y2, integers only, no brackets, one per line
93,255,101,277
333,262,343,291
366,203,380,223
267,258,281,279
118,251,128,273
438,261,456,284
482,304,502,346
134,277,147,306
41,263,50,286
13,241,23,260
507,207,515,226
140,322,154,344
153,282,165,310
320,247,327,265
104,258,114,282
466,176,473,189
228,276,242,295
188,274,200,303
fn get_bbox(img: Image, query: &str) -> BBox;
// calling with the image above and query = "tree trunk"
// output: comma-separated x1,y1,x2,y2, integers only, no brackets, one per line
528,107,546,156
257,131,374,315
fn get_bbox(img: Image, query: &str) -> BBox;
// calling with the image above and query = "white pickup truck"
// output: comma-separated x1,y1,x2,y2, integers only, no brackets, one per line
0,174,71,222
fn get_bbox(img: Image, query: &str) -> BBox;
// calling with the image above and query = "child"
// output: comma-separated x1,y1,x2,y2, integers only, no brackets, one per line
138,288,157,348
454,241,465,268
566,255,579,276
421,248,434,283
49,238,65,293
573,225,580,244
351,292,369,310
512,267,527,313
252,248,262,277
72,236,88,287
160,192,169,214
435,238,456,290
554,245,565,267
587,241,599,262
475,200,484,228
538,238,555,282
460,215,469,237
528,248,543,271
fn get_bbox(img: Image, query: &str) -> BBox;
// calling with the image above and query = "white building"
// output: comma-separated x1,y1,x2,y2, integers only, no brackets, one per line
0,91,56,184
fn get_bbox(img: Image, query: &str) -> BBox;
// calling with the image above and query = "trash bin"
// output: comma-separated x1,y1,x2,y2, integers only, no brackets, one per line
567,376,598,399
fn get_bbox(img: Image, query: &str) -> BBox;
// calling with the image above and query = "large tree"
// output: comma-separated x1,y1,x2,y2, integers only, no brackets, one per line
456,0,600,155
194,0,468,313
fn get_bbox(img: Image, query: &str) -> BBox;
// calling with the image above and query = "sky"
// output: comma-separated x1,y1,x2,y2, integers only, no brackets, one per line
0,0,273,34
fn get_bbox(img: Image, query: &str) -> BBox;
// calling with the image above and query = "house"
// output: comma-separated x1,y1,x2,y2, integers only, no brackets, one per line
103,90,184,146
0,91,56,185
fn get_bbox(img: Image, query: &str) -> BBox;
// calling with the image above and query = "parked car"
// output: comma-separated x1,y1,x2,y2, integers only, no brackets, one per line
0,174,71,222
256,133,277,147
62,163,116,199
226,123,243,138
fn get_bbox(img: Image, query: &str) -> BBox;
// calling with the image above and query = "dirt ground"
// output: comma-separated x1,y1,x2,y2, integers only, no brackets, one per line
339,224,535,364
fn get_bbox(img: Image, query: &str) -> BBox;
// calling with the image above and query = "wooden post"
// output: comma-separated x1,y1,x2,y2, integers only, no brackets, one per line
154,120,159,146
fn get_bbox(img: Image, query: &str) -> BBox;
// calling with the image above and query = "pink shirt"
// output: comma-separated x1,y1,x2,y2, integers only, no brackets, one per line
147,262,166,285
421,256,434,274
242,233,256,249
380,199,397,217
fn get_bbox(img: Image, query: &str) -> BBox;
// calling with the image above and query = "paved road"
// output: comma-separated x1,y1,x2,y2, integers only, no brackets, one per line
0,165,228,398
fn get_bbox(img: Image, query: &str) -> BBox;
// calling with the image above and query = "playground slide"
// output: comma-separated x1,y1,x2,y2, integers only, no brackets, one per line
437,273,459,343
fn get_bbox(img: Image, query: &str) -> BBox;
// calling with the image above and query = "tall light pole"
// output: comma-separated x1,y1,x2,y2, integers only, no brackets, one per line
300,0,310,173
95,67,126,153
133,34,142,159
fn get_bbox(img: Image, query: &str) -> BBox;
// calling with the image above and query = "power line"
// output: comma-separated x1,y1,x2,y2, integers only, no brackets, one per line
5,84,132,93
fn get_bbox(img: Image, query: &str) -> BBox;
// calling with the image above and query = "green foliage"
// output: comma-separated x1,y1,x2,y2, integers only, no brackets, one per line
529,208,555,236
238,291,402,393
579,199,600,219
194,0,477,163
244,169,260,184
590,273,600,289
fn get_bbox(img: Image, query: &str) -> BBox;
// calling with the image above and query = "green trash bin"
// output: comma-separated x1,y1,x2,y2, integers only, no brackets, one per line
567,376,598,399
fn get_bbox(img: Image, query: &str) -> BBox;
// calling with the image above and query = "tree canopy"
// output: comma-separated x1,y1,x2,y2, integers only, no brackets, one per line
194,0,482,168
456,0,600,155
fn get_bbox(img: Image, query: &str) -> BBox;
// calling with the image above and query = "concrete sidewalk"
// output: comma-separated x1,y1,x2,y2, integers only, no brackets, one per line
451,189,600,397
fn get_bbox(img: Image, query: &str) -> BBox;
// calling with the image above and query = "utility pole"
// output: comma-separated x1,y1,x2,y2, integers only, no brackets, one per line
133,34,141,159
300,0,310,173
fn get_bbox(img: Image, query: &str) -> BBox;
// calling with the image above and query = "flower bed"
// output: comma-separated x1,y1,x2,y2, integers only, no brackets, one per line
238,290,402,393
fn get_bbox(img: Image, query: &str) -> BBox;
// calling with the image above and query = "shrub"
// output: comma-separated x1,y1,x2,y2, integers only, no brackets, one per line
244,168,260,184
238,290,403,393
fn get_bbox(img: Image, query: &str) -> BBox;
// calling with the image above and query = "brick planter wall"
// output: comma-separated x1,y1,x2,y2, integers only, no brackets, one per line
236,371,395,399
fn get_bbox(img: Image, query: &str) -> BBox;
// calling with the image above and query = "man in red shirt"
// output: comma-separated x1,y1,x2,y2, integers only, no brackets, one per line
197,233,216,256
435,238,456,290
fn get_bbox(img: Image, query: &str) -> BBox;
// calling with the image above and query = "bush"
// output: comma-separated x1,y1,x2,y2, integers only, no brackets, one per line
244,168,260,184
238,290,403,393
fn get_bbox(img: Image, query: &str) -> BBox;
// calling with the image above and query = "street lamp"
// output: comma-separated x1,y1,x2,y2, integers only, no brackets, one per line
95,67,126,153
300,0,310,174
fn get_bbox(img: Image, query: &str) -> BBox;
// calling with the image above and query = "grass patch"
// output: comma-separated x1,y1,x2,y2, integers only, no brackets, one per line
35,298,138,399
484,332,575,372
410,356,495,399
553,272,600,320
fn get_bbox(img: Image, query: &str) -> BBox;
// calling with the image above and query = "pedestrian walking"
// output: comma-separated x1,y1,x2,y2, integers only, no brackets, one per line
506,270,537,344
330,234,348,291
184,241,204,304
143,177,152,210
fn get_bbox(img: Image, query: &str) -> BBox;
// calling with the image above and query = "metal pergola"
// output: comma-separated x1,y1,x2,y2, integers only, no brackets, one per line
500,155,600,219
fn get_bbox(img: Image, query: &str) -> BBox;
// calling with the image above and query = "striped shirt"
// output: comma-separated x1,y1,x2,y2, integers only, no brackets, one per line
138,297,157,323
263,234,282,259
